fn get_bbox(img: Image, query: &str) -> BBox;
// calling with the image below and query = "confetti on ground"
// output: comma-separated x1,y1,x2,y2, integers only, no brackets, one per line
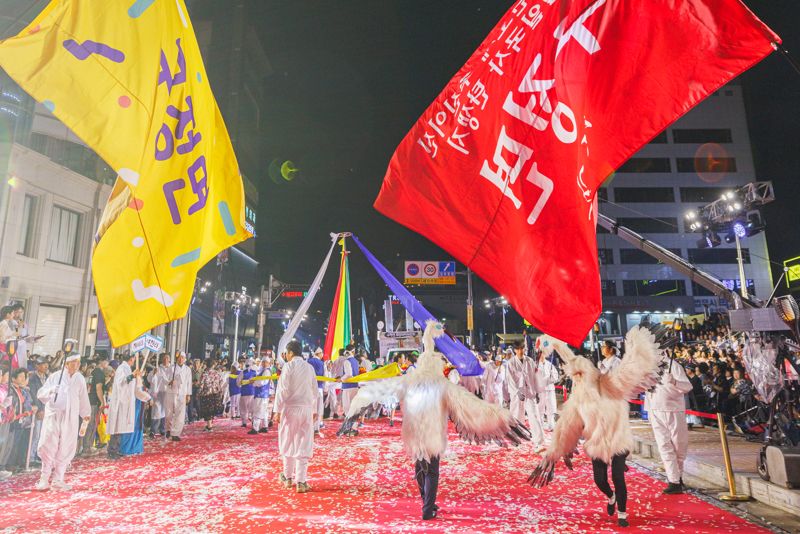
0,417,771,533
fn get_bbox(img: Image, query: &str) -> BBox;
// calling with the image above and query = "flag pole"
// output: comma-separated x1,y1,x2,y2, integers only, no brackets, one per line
773,42,800,76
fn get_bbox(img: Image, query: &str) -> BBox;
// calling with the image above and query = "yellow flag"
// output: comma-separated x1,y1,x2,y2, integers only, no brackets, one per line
342,362,402,383
0,0,252,346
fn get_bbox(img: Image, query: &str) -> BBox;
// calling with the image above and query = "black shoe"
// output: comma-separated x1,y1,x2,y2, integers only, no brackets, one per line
618,517,629,527
166,432,171,439
422,510,437,520
607,497,616,516
108,453,121,460
148,432,155,439
663,482,684,494
171,436,181,442
258,428,268,433
241,423,248,428
247,429,258,435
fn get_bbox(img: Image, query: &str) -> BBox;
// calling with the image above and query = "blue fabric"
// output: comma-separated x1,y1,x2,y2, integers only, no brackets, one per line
240,369,255,396
361,299,371,354
308,357,326,388
119,399,144,456
342,357,360,389
351,234,483,376
228,375,240,395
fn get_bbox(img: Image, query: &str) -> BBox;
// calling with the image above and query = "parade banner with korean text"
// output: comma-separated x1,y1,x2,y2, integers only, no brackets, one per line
0,0,252,346
376,0,779,345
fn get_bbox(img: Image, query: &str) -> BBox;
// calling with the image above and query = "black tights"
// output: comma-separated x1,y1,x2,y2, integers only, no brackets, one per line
591,453,628,513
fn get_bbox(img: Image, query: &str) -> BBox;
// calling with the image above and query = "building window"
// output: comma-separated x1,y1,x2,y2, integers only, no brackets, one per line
598,248,614,265
623,279,686,297
616,158,671,173
679,187,727,203
688,248,750,264
672,129,733,144
693,280,755,296
47,206,81,265
616,217,678,233
676,157,736,173
649,131,668,144
17,194,37,257
613,187,675,203
620,248,682,264
601,280,617,297
35,305,70,357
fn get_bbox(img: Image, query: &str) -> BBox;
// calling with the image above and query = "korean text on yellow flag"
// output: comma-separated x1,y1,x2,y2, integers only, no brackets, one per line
0,0,252,346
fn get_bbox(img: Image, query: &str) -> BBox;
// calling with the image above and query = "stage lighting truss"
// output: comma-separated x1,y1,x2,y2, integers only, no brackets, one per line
684,181,773,247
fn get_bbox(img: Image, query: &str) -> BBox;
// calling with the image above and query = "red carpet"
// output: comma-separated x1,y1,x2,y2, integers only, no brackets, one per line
0,417,770,533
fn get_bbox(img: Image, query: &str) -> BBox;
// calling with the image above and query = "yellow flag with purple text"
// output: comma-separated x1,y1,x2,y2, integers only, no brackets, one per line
0,0,252,346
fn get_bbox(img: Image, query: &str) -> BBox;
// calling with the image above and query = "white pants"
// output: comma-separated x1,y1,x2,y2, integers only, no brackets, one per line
239,395,253,423
524,397,545,446
229,393,240,418
315,389,324,430
283,456,309,484
341,388,358,417
165,393,186,437
538,389,558,429
650,410,688,484
252,397,270,431
509,395,525,422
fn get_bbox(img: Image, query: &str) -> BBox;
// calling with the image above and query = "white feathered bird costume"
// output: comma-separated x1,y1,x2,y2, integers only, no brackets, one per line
339,321,531,462
529,325,665,487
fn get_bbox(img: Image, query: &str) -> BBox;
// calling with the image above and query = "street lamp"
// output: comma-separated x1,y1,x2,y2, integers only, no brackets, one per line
225,286,251,360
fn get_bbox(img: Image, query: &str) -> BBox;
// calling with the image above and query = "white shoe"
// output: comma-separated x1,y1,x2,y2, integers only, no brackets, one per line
0,470,11,481
34,478,50,491
51,480,72,491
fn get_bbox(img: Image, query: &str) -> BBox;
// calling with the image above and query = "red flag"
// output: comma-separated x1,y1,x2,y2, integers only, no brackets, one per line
375,0,779,345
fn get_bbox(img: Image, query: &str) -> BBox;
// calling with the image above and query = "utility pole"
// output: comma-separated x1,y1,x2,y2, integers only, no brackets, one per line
466,267,474,347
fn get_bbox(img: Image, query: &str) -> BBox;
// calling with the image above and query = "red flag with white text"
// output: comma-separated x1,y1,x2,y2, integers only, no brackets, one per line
375,0,778,344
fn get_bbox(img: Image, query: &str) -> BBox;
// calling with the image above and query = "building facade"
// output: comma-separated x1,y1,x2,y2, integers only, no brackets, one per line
598,84,773,335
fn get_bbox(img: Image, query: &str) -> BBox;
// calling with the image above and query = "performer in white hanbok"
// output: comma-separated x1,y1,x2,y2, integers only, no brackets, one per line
506,343,527,421
275,341,318,493
529,326,670,529
148,354,169,437
340,321,530,520
481,355,505,406
250,359,271,434
35,353,90,491
644,355,693,494
535,348,560,430
107,353,151,457
164,352,192,441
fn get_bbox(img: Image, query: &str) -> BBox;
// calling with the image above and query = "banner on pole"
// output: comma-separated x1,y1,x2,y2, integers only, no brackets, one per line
0,0,252,346
375,0,779,345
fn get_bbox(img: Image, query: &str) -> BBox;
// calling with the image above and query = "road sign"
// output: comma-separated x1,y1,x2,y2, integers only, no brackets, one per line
785,256,800,291
404,260,456,285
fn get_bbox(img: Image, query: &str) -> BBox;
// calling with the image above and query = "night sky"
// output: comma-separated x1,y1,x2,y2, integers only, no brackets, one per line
246,0,800,322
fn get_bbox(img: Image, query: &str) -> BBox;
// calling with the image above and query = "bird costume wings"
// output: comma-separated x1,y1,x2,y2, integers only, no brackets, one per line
339,321,531,456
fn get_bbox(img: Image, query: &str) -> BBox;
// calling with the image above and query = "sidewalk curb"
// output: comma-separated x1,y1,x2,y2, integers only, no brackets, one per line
632,434,800,517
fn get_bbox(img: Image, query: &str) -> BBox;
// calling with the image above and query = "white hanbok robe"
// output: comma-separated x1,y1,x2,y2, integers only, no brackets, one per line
37,369,90,481
148,366,168,420
164,364,192,436
107,362,152,435
482,364,505,405
274,358,317,459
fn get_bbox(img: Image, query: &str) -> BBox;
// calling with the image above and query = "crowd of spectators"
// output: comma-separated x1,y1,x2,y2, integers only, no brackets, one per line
660,313,799,436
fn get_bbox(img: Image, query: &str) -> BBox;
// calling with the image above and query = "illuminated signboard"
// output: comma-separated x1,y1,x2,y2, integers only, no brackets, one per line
784,256,800,290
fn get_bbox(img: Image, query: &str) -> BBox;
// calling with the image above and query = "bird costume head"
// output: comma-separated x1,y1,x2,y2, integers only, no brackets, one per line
537,335,598,385
415,320,447,376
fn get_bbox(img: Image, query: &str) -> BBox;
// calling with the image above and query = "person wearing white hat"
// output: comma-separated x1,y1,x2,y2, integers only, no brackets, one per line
238,357,256,430
164,352,192,441
35,353,90,491
307,348,326,435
